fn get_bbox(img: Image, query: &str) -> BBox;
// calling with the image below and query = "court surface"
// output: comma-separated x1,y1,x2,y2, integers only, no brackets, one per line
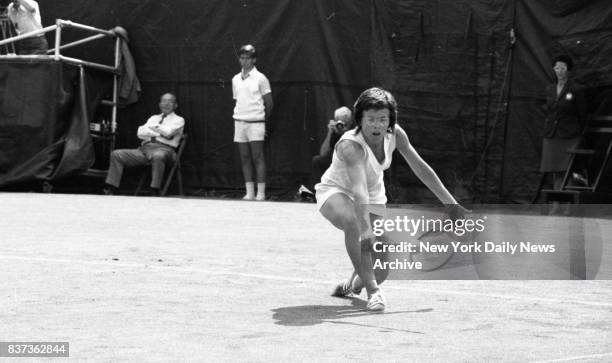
1,193,611,362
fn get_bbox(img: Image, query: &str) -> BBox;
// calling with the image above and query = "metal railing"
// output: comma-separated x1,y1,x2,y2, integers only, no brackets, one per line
0,18,121,128
0,19,124,176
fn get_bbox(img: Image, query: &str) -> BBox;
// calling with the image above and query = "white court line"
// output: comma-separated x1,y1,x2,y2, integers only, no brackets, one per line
2,254,612,308
532,351,612,362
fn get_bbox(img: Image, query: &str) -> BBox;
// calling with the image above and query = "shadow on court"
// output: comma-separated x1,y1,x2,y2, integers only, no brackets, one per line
272,297,432,334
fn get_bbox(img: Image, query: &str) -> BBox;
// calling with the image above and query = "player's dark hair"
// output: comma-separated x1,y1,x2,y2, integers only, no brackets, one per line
353,87,397,134
238,44,257,58
552,55,573,71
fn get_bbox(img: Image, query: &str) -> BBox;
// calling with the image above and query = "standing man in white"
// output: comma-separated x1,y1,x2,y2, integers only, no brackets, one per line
232,44,274,201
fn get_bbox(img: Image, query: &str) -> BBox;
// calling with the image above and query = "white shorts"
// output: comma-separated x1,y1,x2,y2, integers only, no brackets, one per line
234,120,265,142
315,184,352,210
315,183,387,216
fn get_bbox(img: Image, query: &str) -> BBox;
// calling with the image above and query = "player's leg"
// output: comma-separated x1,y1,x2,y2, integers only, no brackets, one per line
237,142,254,199
351,249,390,292
235,121,255,199
351,213,390,293
249,140,266,200
320,193,385,310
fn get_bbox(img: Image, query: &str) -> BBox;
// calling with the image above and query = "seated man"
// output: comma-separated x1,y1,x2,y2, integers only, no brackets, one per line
104,93,185,196
299,106,354,200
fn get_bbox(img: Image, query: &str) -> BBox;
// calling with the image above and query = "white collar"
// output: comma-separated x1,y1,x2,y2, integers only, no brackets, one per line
241,66,257,77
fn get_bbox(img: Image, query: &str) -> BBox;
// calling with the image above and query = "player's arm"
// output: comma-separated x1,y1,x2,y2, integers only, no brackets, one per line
261,75,274,135
260,75,273,122
395,125,457,205
263,93,273,122
337,140,371,236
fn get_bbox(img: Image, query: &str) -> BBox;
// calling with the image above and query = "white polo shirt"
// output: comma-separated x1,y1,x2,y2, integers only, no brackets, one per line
232,67,271,121
8,0,43,35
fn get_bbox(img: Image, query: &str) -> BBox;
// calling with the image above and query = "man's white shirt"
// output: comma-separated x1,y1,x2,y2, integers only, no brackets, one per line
232,66,271,121
137,112,185,148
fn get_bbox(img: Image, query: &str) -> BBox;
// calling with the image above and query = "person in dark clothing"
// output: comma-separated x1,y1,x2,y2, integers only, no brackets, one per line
299,107,354,201
540,55,587,190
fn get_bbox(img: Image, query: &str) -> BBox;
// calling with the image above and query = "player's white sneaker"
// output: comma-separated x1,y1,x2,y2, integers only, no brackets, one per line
331,274,362,297
366,290,386,312
243,194,255,201
331,280,353,297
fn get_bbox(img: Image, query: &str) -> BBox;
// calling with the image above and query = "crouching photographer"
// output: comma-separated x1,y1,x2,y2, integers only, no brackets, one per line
299,106,355,201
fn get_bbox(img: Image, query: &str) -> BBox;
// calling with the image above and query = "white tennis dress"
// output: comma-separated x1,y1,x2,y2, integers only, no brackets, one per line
315,127,397,209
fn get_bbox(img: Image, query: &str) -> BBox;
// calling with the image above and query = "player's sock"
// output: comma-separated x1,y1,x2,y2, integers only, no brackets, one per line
255,182,266,201
243,182,255,200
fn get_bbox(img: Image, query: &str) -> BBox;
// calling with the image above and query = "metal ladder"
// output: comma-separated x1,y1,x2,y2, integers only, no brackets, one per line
543,115,612,203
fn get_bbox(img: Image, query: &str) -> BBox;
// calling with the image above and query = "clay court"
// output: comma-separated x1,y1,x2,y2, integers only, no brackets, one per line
1,193,611,361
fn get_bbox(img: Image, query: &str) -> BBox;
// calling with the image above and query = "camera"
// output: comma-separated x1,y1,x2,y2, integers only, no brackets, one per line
334,120,345,132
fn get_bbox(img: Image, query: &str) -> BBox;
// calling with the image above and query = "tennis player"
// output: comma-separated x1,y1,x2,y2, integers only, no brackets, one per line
315,87,463,312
